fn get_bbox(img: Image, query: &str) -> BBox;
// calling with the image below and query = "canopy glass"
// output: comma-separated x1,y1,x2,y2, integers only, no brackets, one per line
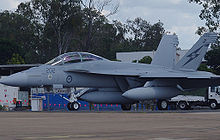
46,52,107,66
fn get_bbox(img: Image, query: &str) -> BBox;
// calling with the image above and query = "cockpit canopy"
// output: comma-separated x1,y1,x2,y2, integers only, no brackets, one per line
46,52,108,66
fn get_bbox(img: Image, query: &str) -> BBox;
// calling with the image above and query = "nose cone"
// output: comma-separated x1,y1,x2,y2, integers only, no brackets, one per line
0,72,28,87
122,88,147,101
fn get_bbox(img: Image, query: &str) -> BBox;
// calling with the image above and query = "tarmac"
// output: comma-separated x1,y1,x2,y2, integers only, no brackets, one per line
0,111,220,140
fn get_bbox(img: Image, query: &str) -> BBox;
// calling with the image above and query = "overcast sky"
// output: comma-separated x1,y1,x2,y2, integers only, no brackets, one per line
0,0,205,50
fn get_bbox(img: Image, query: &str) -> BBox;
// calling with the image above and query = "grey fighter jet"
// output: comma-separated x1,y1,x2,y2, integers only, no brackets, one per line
0,32,219,111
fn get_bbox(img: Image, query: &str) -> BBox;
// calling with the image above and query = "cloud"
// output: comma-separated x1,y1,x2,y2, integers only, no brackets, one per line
110,0,205,49
167,25,200,49
167,0,182,5
0,0,18,11
0,0,27,11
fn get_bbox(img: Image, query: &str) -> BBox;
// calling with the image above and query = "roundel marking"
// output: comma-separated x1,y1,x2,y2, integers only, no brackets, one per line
48,74,53,80
66,75,72,83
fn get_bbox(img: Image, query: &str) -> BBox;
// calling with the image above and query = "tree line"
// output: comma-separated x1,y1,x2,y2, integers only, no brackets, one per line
189,0,220,74
0,0,219,74
0,0,164,64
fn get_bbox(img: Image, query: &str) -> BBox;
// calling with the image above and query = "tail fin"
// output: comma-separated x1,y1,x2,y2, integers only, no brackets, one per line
151,34,179,68
175,32,217,71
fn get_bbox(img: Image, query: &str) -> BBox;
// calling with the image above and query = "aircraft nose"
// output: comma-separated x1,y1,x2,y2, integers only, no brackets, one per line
0,72,28,87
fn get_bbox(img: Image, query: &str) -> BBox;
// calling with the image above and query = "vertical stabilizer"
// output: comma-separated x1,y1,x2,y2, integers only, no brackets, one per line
151,34,179,68
175,32,217,71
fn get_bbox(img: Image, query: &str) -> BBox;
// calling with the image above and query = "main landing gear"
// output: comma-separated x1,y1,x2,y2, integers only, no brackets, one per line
121,104,131,111
61,88,133,111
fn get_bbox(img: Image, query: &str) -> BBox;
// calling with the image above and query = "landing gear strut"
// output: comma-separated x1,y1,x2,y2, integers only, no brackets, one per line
66,91,80,111
60,88,91,111
121,104,131,111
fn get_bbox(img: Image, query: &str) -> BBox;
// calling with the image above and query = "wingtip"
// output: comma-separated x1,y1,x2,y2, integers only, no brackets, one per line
203,32,218,37
202,32,218,44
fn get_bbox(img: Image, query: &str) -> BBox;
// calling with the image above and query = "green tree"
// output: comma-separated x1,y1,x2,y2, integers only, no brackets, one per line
0,39,20,64
189,0,220,74
189,0,219,33
132,56,152,64
109,18,165,60
16,0,81,57
107,20,130,59
139,56,152,64
0,10,40,63
126,18,165,51
16,0,119,61
198,63,213,72
7,53,25,64
205,48,220,74
77,0,119,54
0,0,166,64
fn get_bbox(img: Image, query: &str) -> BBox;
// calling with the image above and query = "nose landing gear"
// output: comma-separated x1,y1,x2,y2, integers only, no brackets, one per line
62,91,80,111
60,88,91,111
67,102,80,111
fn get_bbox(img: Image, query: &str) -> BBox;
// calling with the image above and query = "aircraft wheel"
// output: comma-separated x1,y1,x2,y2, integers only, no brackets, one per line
178,101,188,110
121,104,131,111
209,100,218,110
67,102,73,111
71,102,80,111
157,100,168,110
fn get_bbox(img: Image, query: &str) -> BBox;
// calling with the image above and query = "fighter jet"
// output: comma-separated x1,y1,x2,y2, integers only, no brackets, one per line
0,32,219,111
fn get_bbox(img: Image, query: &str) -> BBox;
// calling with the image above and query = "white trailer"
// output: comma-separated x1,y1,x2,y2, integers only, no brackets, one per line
157,86,220,110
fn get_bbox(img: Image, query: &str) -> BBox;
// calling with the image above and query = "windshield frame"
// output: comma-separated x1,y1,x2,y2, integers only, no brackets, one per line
45,52,107,66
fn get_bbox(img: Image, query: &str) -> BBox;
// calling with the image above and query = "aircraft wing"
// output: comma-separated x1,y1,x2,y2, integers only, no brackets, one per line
65,68,220,79
140,71,187,79
65,68,143,77
140,72,220,79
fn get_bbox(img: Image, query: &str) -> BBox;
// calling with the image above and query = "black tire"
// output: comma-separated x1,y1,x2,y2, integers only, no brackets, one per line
67,102,72,111
157,100,168,110
209,100,218,110
121,104,131,111
178,101,188,110
71,102,80,111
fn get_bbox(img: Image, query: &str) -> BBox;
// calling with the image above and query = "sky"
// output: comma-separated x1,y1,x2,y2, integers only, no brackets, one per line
0,0,206,50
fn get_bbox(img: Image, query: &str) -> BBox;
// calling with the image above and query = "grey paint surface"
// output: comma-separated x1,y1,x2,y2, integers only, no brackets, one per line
151,34,178,68
175,33,217,70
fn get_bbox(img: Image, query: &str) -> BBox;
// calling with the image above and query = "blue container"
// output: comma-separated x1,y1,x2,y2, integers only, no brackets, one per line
32,93,158,111
32,93,122,111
